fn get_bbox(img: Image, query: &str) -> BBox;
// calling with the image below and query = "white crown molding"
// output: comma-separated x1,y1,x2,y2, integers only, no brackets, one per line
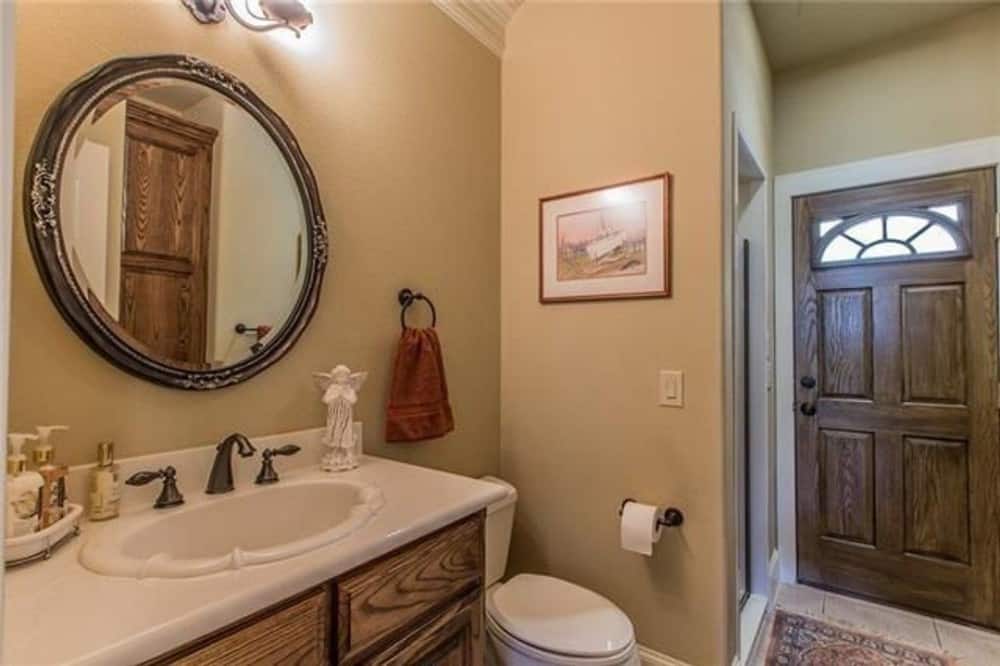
432,0,522,56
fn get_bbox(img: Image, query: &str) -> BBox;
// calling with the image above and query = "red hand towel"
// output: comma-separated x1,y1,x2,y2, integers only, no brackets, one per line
385,328,455,442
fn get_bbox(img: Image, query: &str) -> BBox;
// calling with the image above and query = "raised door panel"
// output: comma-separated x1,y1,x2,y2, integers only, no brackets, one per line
818,289,873,399
124,139,196,260
120,271,196,363
903,437,970,564
819,430,875,545
901,285,967,405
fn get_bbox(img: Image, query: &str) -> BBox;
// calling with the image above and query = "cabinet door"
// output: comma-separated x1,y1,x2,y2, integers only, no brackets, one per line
146,587,330,666
364,590,483,666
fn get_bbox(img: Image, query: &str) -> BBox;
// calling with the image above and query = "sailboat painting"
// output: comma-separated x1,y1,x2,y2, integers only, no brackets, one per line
556,201,648,281
540,173,671,303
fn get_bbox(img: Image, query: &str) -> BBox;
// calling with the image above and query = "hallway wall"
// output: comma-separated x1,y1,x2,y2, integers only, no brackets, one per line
774,5,1000,174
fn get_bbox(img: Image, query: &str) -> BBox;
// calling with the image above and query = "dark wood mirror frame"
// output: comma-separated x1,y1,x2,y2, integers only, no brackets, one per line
24,54,328,390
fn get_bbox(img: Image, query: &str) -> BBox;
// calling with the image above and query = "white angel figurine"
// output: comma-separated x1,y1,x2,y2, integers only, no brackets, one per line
314,365,368,471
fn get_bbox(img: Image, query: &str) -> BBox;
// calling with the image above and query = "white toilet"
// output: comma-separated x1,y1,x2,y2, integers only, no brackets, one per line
481,477,640,666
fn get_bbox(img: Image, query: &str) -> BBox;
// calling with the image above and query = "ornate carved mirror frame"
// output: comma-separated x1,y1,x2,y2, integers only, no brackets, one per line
25,54,328,390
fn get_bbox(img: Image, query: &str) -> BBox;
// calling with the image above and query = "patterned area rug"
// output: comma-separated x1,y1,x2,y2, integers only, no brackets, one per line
766,610,956,665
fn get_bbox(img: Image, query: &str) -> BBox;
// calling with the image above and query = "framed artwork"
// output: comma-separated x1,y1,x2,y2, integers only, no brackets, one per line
539,173,672,303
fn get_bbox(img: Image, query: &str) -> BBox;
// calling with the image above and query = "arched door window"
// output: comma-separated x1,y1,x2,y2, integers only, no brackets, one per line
813,204,968,267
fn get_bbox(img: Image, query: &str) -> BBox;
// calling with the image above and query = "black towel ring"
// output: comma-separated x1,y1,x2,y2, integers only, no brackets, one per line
398,288,437,330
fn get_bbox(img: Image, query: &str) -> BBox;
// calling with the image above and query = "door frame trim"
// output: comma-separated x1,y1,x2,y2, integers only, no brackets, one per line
724,111,775,663
774,137,1000,583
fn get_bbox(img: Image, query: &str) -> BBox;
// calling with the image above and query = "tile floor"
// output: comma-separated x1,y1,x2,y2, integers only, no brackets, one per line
747,583,1000,665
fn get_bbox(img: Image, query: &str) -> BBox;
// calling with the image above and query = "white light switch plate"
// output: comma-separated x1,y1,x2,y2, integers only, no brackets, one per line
659,370,684,407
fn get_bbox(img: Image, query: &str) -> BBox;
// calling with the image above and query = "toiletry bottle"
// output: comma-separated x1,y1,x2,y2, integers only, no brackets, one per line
87,441,121,521
5,434,43,537
34,425,70,529
35,426,68,465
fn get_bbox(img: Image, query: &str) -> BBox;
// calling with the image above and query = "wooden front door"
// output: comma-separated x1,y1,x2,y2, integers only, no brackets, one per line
793,168,1000,627
120,101,216,367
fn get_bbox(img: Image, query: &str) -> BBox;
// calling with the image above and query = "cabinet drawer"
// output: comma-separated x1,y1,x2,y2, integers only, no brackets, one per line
364,588,483,665
336,512,484,662
149,587,330,666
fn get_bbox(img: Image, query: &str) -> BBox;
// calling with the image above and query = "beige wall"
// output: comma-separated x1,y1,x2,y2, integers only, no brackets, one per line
774,5,1000,174
1,0,16,639
11,1,501,475
724,0,772,173
500,3,726,664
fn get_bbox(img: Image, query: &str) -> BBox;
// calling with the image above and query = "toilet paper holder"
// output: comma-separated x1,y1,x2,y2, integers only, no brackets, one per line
619,498,684,528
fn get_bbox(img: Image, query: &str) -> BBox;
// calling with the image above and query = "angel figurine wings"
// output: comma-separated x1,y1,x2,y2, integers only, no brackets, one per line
314,365,368,471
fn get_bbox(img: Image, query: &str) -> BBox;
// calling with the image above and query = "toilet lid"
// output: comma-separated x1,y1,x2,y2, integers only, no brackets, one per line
486,574,635,658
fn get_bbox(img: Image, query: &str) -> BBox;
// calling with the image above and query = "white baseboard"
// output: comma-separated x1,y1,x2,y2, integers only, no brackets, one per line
767,549,780,611
638,645,691,666
739,594,768,665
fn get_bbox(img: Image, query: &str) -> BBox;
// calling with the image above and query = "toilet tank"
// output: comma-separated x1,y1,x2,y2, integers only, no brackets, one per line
479,476,517,587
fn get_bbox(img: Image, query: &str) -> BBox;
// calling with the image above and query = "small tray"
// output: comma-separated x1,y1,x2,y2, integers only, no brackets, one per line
5,503,83,568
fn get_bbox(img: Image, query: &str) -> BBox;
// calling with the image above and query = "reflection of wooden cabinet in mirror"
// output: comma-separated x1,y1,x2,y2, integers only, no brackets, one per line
120,101,216,368
24,55,328,390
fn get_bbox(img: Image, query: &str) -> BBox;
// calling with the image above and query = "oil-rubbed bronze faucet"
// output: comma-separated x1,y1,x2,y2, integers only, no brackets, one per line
206,433,256,494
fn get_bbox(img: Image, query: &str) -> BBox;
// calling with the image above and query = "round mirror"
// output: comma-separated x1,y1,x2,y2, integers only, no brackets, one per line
25,55,327,389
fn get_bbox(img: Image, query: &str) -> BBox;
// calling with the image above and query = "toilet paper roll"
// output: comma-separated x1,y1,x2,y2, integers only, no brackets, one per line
620,501,663,556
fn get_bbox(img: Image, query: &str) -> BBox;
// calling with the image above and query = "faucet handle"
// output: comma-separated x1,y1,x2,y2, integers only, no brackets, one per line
126,466,185,509
255,445,301,485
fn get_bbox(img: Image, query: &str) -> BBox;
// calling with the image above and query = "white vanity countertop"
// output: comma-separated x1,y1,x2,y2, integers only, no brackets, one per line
3,454,505,666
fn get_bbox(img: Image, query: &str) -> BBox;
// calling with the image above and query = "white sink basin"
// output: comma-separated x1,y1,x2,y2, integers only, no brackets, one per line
80,478,384,579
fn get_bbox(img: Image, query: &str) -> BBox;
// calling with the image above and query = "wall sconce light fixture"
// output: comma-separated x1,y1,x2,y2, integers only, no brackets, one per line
182,0,314,38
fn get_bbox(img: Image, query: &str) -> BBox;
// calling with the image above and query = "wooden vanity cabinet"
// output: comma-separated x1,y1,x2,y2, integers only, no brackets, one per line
147,511,485,666
335,512,484,664
148,587,331,666
355,588,484,665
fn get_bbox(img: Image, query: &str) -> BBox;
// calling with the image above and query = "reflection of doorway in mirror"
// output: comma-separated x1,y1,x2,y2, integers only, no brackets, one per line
120,101,217,367
205,100,305,367
64,100,127,316
65,140,111,307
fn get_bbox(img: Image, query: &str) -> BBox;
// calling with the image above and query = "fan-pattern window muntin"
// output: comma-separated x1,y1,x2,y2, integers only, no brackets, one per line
814,205,968,267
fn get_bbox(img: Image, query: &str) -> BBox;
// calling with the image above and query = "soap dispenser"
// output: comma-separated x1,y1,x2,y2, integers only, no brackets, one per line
6,434,43,537
87,441,121,521
35,425,68,465
33,425,69,529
